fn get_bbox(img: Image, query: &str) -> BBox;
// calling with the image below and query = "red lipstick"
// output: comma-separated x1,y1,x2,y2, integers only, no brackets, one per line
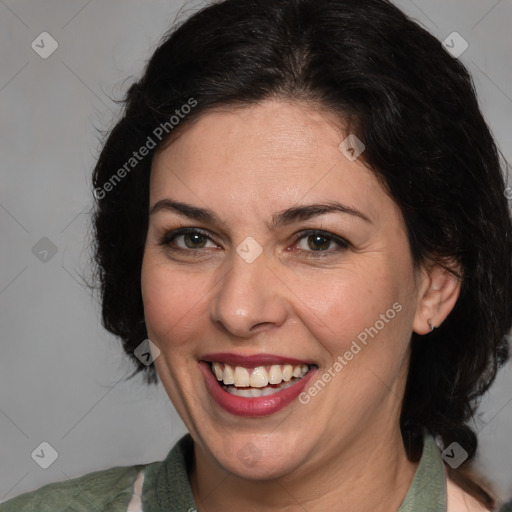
199,357,318,417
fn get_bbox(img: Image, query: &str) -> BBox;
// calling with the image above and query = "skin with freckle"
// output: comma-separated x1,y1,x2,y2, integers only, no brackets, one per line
140,100,461,511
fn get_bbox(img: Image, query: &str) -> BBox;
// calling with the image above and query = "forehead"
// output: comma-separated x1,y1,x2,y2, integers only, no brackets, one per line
154,100,343,172
149,100,396,225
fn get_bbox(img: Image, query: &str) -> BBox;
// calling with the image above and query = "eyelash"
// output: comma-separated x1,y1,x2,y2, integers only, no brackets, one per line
159,227,350,258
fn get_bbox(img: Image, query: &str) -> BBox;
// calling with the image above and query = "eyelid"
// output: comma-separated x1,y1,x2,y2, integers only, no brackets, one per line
301,229,348,244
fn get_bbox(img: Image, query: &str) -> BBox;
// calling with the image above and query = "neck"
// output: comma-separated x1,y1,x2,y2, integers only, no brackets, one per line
189,421,418,512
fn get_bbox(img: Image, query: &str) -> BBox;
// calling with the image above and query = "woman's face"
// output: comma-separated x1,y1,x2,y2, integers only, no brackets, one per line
141,100,425,479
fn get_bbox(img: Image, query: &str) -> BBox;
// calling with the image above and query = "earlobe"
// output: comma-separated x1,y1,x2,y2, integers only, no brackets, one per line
412,262,461,335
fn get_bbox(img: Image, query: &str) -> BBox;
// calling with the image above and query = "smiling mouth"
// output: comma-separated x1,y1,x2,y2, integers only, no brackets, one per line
206,361,315,398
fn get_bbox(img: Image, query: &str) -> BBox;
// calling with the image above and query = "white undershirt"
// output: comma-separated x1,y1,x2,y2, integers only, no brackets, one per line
127,470,145,512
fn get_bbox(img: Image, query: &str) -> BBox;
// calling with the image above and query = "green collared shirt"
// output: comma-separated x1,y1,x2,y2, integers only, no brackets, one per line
0,432,447,511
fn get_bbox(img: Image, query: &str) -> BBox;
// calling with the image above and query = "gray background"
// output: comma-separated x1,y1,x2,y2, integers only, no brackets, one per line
1,0,511,503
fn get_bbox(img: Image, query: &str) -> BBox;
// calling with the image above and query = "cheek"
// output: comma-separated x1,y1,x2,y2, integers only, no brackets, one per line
285,260,411,369
141,256,207,346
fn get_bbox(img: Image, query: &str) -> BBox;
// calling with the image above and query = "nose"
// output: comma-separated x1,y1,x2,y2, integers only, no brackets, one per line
209,250,288,338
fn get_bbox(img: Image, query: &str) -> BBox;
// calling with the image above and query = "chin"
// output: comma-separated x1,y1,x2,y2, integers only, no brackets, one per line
202,430,310,480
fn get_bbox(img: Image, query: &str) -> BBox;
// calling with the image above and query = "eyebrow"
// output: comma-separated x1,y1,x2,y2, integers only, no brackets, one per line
149,199,372,228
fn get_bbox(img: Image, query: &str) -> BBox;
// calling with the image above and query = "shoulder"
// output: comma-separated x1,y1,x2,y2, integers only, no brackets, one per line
0,463,147,512
447,477,492,512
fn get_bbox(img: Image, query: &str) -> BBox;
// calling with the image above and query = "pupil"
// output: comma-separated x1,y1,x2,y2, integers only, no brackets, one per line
185,233,206,248
309,235,329,251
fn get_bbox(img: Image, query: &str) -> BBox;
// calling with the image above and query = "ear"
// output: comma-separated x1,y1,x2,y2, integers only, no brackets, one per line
412,261,461,335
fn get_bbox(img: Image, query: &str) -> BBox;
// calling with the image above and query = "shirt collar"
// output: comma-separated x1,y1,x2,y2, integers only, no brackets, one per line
142,430,446,512
398,431,447,511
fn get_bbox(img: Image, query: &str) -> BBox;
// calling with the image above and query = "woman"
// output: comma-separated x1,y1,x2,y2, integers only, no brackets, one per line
2,0,511,510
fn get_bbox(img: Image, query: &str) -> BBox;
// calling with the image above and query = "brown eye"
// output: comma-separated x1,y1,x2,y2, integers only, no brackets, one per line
181,232,208,249
305,234,331,251
161,228,217,251
294,230,349,256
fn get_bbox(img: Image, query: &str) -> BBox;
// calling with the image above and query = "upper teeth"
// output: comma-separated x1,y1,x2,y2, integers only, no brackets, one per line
211,362,309,387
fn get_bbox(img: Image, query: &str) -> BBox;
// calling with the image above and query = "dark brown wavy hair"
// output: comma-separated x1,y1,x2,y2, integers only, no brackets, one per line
91,0,512,506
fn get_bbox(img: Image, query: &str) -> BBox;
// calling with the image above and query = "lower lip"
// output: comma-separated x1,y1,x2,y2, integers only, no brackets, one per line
199,361,317,417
